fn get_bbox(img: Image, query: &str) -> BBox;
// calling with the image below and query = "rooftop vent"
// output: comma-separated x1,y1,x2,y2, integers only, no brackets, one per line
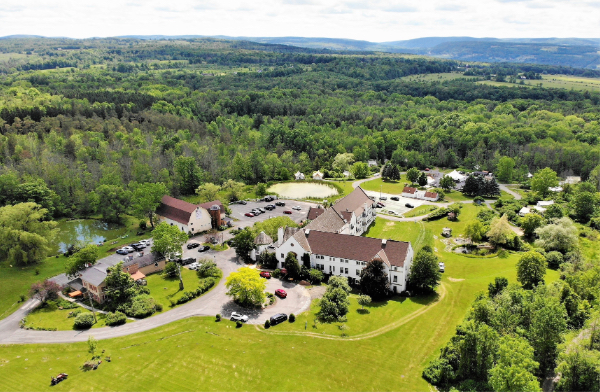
382,239,387,246
305,229,310,236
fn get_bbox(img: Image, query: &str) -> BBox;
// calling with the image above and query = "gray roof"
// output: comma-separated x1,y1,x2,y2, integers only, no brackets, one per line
123,252,164,268
80,266,107,287
254,231,274,245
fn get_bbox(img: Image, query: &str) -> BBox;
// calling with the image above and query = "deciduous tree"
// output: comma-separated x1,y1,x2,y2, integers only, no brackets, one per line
225,267,266,306
409,246,441,293
489,336,541,392
131,182,168,228
359,259,390,300
65,244,100,277
530,168,558,198
516,251,547,289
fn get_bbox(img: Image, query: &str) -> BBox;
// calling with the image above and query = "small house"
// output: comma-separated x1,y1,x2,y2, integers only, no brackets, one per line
367,160,378,167
295,171,305,180
343,170,351,178
519,207,531,217
313,170,324,180
442,228,452,237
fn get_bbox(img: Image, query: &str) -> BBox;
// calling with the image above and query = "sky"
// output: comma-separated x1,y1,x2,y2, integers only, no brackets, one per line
0,0,598,41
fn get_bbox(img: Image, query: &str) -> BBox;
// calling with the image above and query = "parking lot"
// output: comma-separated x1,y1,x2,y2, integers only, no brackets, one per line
228,199,318,229
362,190,428,217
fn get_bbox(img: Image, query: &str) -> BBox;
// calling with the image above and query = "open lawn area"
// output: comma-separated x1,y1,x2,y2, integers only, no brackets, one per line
23,306,131,331
403,205,438,218
443,190,513,203
360,178,406,194
0,215,146,321
477,74,600,92
145,268,205,311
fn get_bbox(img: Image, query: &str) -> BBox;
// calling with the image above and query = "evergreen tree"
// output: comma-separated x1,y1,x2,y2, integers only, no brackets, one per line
359,259,390,300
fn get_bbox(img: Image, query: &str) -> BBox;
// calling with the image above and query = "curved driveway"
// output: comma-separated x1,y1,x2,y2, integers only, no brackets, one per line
0,248,311,344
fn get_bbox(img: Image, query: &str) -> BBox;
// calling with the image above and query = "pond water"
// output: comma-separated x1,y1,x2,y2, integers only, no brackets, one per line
53,220,128,253
267,182,338,199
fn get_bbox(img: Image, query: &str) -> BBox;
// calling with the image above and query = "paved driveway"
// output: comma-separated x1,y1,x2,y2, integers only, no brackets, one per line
229,199,317,229
0,248,310,344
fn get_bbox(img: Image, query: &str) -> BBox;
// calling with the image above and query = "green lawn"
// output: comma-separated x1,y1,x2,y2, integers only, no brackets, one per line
0,215,145,321
145,268,202,311
444,190,513,203
404,205,438,218
23,307,130,331
360,178,406,194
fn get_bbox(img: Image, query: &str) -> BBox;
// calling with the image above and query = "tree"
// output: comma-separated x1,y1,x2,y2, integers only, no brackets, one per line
409,247,441,293
65,244,100,277
406,167,420,183
483,177,501,197
87,336,98,356
529,296,567,370
328,276,352,293
496,156,516,183
195,182,220,202
104,262,146,309
489,336,541,392
440,175,455,191
359,259,390,300
556,343,600,392
332,153,354,172
544,204,563,220
95,184,131,223
225,267,266,306
151,222,188,289
351,162,369,179
284,252,301,280
221,179,245,202
357,294,372,310
230,227,255,263
488,276,508,297
520,213,544,237
318,278,351,322
389,164,401,181
517,251,547,289
163,261,178,278
29,279,62,304
464,220,486,243
487,215,513,246
255,183,268,198
175,156,202,195
530,168,558,198
381,164,391,181
0,202,58,266
462,175,482,196
308,268,324,284
131,182,168,228
572,191,597,222
418,172,428,187
534,217,578,253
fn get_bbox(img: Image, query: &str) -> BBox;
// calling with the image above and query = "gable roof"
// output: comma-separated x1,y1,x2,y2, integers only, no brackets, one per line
403,187,417,194
304,230,410,268
254,231,274,245
424,191,438,199
123,252,165,268
305,208,345,233
331,187,372,216
80,266,107,287
156,195,197,225
198,200,224,213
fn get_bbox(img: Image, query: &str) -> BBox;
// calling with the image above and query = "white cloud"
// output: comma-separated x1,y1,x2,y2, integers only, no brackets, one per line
0,0,596,41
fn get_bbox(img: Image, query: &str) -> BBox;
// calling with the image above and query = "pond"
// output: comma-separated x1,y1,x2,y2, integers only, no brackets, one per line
53,220,128,253
267,182,338,199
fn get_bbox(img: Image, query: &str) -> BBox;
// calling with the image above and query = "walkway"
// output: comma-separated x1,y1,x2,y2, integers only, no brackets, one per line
0,248,310,345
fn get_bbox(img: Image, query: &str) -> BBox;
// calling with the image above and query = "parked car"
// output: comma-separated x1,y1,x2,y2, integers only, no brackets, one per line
405,203,414,208
187,242,200,249
380,196,387,201
238,200,247,205
439,262,445,273
139,239,152,246
270,313,288,325
391,196,399,201
116,248,129,255
260,271,271,279
188,262,200,270
258,207,266,213
264,196,275,202
275,289,287,298
123,246,135,253
283,210,292,214
181,257,196,266
376,202,385,208
292,206,301,211
275,201,285,206
230,312,249,322
244,212,255,217
265,204,275,211
198,245,210,252
131,243,145,250
251,209,261,215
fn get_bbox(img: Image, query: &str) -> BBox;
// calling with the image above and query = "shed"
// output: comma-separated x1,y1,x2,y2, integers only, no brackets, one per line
442,228,452,237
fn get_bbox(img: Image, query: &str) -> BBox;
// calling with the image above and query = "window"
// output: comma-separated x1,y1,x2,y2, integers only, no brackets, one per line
281,253,284,258
356,269,360,276
345,268,348,274
330,257,334,261
393,276,398,283
332,266,335,272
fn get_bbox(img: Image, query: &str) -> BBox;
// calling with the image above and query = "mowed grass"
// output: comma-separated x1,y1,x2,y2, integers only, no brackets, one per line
477,74,600,92
360,178,406,194
0,215,145,321
404,205,438,218
145,268,202,311
23,307,131,331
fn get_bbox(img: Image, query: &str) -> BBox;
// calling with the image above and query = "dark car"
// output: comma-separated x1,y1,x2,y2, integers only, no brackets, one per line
265,204,275,211
264,196,274,202
187,242,200,249
283,210,292,214
238,200,247,205
198,245,210,252
391,196,399,201
131,243,145,250
405,203,414,208
181,257,196,265
270,313,288,325
377,202,385,208
244,212,255,217
275,201,285,207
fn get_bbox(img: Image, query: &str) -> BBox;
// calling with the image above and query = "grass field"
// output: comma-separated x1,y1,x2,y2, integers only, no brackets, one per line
145,268,201,311
401,72,472,83
360,178,406,194
22,307,131,331
0,215,149,321
477,74,600,92
444,190,512,203
404,205,438,218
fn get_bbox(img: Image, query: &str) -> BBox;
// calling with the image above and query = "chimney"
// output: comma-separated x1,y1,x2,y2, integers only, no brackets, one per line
305,229,310,236
278,226,284,246
382,239,387,246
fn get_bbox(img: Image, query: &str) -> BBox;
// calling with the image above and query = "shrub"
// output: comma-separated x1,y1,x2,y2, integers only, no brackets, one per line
163,261,179,278
73,313,95,329
155,303,163,312
105,311,127,326
124,294,157,318
216,314,221,321
82,360,97,371
271,269,281,278
264,319,270,329
68,309,82,318
139,220,147,230
19,294,26,302
309,268,324,284
546,251,564,269
236,320,243,328
289,313,296,322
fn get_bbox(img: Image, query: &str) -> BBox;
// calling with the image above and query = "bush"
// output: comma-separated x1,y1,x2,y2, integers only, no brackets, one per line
309,268,324,284
139,220,147,230
73,313,95,329
236,320,243,328
124,294,157,318
163,261,179,278
264,319,270,329
423,207,451,221
155,303,163,312
271,269,281,278
105,311,127,326
289,313,296,322
19,294,26,302
68,309,82,318
546,251,564,269
216,314,221,321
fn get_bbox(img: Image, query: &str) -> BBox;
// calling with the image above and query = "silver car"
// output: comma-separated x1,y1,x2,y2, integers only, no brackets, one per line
230,312,249,322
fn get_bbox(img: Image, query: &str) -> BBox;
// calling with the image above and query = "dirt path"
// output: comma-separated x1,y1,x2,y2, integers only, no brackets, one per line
254,283,447,341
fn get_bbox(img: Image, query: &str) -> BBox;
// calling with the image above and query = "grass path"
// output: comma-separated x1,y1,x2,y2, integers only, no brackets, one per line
254,283,447,341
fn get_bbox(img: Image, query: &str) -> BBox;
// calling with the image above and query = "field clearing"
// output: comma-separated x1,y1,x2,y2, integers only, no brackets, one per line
360,178,406,194
401,72,474,82
478,74,600,91
404,205,438,218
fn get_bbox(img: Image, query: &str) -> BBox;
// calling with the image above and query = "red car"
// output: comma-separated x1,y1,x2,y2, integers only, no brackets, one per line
283,210,292,214
244,212,255,217
260,271,271,279
275,289,287,298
